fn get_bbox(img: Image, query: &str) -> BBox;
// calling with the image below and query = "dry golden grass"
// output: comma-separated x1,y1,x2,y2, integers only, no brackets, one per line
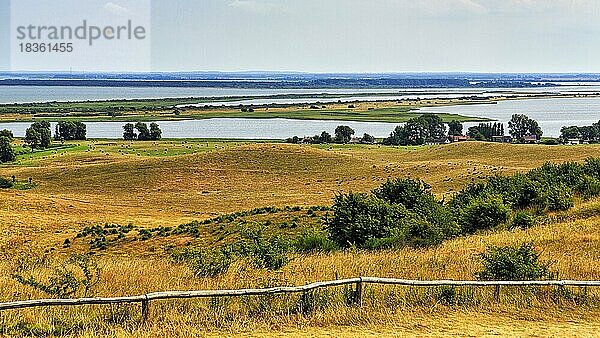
3,141,600,336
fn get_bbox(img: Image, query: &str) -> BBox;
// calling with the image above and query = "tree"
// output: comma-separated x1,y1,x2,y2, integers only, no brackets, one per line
508,114,542,143
0,136,15,163
334,126,355,144
123,123,137,141
418,114,446,141
149,123,162,140
467,123,504,141
55,121,86,141
448,120,463,136
24,128,41,150
360,133,375,144
135,122,151,141
0,129,13,141
24,121,51,149
560,126,581,142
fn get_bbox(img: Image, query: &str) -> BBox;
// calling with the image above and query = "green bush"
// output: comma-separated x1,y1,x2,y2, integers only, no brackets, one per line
171,247,233,278
477,243,552,281
238,228,290,270
460,195,510,234
294,229,338,253
0,177,13,189
328,192,407,248
511,211,536,229
545,184,574,211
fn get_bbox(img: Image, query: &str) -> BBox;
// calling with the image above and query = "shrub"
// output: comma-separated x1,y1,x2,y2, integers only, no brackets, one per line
0,177,13,189
460,195,510,234
477,243,552,281
511,211,536,229
12,254,101,298
294,229,338,253
577,175,600,199
545,184,574,211
171,247,233,278
238,228,290,270
328,192,407,247
373,178,432,210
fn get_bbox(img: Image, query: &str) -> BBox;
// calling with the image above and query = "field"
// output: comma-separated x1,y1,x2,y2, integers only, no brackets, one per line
2,140,600,336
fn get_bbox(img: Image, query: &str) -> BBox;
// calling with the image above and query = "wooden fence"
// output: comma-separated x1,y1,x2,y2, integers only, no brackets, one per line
1,277,600,323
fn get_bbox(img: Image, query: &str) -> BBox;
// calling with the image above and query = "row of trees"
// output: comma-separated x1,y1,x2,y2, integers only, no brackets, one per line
24,121,87,150
467,122,505,141
286,126,375,145
123,122,162,141
560,121,600,143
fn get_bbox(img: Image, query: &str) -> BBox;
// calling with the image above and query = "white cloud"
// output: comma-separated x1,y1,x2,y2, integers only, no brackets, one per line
104,2,129,16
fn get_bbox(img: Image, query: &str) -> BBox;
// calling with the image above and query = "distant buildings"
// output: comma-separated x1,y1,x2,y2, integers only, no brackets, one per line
449,135,469,143
491,136,513,143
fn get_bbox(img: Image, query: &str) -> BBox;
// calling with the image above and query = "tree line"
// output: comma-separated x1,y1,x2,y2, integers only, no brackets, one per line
286,125,375,145
560,121,600,143
285,114,543,146
123,122,162,141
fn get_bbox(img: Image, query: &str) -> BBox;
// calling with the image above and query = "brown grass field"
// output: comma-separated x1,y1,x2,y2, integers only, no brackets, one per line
2,140,600,337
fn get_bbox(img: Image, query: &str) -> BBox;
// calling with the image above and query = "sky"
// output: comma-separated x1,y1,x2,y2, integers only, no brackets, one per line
2,0,600,72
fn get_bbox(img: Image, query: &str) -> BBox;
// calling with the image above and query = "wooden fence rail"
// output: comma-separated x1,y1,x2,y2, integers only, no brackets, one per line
2,277,600,323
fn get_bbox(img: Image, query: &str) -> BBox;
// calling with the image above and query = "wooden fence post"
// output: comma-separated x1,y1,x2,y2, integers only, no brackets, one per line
355,277,363,307
494,285,501,301
141,296,150,324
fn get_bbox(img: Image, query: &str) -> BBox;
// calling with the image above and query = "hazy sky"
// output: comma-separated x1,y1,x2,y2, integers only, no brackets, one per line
3,0,600,72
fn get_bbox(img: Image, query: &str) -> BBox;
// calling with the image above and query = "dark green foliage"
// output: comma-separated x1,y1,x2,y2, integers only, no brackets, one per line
54,121,86,141
293,229,338,253
0,129,13,141
559,121,600,143
123,122,162,141
477,243,552,281
383,114,446,146
511,211,536,229
448,120,463,136
123,123,137,140
545,184,574,211
0,136,15,163
467,122,504,141
0,176,13,188
459,195,510,234
135,122,151,140
238,228,290,270
334,125,355,144
327,192,407,247
508,114,542,142
149,122,162,140
360,133,375,144
24,121,51,149
328,178,458,248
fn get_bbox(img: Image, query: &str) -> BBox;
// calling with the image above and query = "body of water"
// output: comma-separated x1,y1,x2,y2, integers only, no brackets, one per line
2,85,600,104
2,87,600,139
0,118,400,140
421,97,600,138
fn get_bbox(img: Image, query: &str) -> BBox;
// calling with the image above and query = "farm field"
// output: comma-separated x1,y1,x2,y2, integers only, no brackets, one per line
2,140,600,336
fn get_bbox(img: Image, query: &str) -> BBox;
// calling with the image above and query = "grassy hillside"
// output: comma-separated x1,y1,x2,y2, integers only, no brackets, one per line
2,141,600,336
